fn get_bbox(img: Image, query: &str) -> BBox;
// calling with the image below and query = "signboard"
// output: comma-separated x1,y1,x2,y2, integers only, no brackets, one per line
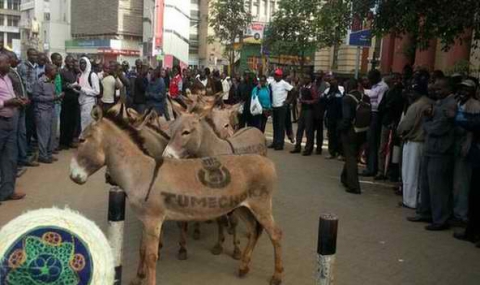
348,30,372,47
98,48,140,56
155,0,165,49
244,22,265,44
65,39,110,49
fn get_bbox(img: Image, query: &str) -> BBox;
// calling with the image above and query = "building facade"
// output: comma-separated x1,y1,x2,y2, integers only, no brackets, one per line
0,0,21,53
69,0,143,65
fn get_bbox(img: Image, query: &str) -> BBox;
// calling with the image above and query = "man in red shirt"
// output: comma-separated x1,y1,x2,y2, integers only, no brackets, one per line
169,66,183,100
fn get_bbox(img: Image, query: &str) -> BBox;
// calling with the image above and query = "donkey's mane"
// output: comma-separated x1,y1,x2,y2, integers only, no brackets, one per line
203,115,223,138
103,111,152,157
146,122,171,141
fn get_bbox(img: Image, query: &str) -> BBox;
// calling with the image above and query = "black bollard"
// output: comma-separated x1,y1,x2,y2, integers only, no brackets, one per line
108,186,127,285
317,214,338,285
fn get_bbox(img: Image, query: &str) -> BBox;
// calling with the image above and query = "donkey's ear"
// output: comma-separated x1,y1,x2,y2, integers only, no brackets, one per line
126,108,140,123
169,97,187,116
134,108,157,130
91,105,103,121
230,102,243,114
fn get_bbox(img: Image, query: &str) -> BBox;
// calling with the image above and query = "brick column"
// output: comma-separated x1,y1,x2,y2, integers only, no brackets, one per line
446,29,473,67
380,33,395,74
415,39,437,71
392,34,414,73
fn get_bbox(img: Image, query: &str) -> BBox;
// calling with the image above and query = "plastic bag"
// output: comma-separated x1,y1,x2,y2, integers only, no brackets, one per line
250,94,263,116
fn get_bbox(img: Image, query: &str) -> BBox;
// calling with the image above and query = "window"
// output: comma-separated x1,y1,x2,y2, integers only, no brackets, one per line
7,32,19,47
7,15,19,27
44,13,50,21
0,15,4,26
0,1,4,9
263,0,268,16
7,0,20,10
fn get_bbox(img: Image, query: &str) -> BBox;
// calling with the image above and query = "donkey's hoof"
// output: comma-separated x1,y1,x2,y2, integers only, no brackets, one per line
211,244,223,255
232,247,242,260
193,231,201,240
269,276,282,285
177,249,188,261
238,267,250,277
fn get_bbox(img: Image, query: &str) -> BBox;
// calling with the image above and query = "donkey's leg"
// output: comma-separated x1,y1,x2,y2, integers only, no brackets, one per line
193,222,201,240
211,217,226,255
177,222,188,260
229,213,242,260
143,219,164,285
236,208,263,277
157,230,164,261
130,234,147,285
248,206,284,285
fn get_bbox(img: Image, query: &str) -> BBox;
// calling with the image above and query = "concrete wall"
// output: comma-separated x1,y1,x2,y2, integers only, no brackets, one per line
163,0,190,65
71,0,119,37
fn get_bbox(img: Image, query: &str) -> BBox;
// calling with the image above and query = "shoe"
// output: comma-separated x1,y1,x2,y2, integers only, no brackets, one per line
268,144,276,149
337,155,345,161
274,147,284,151
52,156,59,162
316,149,323,155
449,218,468,228
453,232,472,242
16,168,27,178
52,149,59,155
38,157,53,164
325,155,337,160
24,160,40,167
8,192,26,201
302,151,312,156
59,145,70,150
290,148,301,154
407,216,432,223
289,137,295,144
346,188,361,195
360,171,375,177
374,174,387,181
425,224,449,231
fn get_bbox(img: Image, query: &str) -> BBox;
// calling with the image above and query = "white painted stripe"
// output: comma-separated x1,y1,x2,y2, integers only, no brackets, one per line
317,254,335,285
108,221,125,267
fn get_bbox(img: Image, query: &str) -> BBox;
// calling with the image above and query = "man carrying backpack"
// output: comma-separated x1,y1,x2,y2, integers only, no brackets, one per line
339,78,371,194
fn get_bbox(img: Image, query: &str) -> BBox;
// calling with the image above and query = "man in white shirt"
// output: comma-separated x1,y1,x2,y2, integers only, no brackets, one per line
221,73,231,102
362,69,389,176
101,63,123,111
269,69,293,150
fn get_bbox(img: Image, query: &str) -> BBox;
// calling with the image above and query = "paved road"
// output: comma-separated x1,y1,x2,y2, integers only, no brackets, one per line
1,136,479,285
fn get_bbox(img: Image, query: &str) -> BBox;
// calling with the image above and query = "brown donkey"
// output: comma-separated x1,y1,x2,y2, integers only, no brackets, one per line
70,106,284,285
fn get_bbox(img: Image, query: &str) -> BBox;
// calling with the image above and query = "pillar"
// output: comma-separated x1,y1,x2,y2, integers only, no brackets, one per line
415,39,437,71
392,34,414,73
380,33,395,74
446,29,472,67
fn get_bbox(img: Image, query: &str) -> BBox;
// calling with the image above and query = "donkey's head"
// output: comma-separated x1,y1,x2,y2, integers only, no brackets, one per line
210,103,242,139
70,106,108,184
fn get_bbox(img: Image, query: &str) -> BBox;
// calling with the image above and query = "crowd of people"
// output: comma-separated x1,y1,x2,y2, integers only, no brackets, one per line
0,48,479,249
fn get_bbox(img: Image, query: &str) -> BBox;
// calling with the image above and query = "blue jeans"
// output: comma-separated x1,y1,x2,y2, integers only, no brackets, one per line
35,108,54,160
17,108,29,166
0,112,19,201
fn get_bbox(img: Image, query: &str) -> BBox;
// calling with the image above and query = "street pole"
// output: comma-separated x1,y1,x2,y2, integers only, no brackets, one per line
108,186,127,285
354,46,361,79
316,214,338,285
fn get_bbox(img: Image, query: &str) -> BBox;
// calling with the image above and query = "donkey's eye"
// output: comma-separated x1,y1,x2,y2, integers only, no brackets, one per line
182,130,191,136
79,138,86,143
224,124,230,128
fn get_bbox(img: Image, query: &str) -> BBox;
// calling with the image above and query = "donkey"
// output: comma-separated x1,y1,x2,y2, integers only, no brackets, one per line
106,103,249,261
70,106,284,285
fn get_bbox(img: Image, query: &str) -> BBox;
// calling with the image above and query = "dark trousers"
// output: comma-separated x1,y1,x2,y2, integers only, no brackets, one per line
134,103,146,115
465,165,480,241
25,99,36,154
341,128,366,192
60,98,80,147
366,112,380,174
294,107,315,152
0,113,18,201
315,118,324,153
272,106,288,148
378,125,392,176
251,114,268,133
17,108,28,166
292,101,299,122
35,108,54,160
418,155,454,225
285,105,294,140
327,118,342,156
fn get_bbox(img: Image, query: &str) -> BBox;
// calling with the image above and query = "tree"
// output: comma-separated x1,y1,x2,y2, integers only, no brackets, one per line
209,0,252,74
372,0,480,50
264,0,352,72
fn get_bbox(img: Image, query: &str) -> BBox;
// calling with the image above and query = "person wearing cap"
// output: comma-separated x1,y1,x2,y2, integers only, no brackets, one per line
452,79,480,226
269,68,293,150
408,76,457,231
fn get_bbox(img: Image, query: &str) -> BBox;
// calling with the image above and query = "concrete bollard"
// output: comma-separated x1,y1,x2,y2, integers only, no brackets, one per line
107,186,127,285
316,214,338,285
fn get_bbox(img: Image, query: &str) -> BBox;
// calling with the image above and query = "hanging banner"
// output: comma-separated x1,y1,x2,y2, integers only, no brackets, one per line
155,0,165,49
